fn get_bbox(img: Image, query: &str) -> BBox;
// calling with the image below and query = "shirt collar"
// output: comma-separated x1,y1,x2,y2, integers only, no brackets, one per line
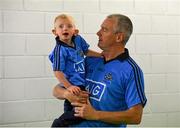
103,48,129,64
116,48,129,61
55,36,75,48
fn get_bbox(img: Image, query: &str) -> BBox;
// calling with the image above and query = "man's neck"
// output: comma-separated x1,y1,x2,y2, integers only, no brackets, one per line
102,47,125,61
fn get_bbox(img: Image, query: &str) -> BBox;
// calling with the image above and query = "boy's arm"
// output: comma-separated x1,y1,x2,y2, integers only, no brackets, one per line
53,84,89,104
54,71,81,94
54,71,72,88
85,49,102,57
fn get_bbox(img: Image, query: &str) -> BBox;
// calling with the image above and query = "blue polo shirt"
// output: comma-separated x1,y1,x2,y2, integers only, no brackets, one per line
49,35,89,86
73,48,147,127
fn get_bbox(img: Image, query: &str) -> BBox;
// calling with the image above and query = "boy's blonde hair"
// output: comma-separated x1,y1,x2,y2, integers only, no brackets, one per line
54,14,76,27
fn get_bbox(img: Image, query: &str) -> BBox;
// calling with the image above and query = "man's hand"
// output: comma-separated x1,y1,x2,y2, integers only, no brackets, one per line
65,90,89,104
72,99,98,120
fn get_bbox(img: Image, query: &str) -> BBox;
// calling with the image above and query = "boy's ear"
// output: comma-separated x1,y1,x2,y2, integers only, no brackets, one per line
52,29,57,36
74,29,79,36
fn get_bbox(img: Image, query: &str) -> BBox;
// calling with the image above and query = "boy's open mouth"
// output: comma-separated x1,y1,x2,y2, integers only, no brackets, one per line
63,33,69,36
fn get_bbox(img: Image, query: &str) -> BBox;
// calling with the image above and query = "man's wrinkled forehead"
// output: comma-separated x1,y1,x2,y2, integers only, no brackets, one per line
101,17,116,28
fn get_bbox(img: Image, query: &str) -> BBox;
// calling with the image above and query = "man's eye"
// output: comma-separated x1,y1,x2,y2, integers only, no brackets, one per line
102,28,107,32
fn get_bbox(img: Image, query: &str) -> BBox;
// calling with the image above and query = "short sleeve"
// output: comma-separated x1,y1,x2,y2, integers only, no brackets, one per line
125,68,147,108
75,35,89,54
49,45,67,71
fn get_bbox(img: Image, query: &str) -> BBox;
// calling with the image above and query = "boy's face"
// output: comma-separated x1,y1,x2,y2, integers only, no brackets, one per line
54,18,76,43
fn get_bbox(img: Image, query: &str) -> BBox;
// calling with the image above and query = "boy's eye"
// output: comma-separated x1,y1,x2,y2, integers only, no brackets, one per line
67,24,73,28
58,24,73,29
59,25,63,28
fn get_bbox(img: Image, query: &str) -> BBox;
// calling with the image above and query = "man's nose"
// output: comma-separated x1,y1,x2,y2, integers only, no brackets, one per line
96,30,100,36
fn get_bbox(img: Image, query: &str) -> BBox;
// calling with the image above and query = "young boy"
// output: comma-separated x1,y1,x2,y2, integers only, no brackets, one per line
49,14,101,127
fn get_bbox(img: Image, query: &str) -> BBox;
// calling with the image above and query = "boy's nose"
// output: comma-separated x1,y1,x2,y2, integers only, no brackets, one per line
63,26,68,30
62,25,68,30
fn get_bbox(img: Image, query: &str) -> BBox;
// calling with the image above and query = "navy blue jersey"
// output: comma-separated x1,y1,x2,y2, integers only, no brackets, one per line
49,35,89,86
74,48,147,127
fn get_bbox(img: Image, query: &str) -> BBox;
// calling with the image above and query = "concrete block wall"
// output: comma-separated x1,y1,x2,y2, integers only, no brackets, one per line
0,0,180,127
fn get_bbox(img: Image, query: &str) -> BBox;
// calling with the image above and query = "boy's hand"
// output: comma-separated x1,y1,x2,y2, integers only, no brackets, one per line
67,86,81,95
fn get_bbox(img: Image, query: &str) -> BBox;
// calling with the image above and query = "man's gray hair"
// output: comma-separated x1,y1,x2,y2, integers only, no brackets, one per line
107,14,133,45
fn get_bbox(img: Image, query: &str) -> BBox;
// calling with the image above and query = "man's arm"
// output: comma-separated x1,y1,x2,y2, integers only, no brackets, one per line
86,49,102,57
53,84,67,100
53,85,89,104
72,99,143,125
95,104,143,124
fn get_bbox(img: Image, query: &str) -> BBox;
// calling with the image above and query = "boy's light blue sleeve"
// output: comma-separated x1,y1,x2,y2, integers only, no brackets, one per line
75,35,90,53
50,45,66,71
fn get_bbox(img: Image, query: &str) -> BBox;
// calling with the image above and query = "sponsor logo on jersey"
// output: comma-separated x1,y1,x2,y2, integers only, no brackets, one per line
74,60,85,73
85,79,106,101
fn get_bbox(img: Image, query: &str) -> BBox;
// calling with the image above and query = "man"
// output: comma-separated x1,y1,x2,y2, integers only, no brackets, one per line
53,14,147,127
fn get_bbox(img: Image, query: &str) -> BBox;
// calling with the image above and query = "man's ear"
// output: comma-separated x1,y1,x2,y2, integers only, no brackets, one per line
74,29,79,36
116,33,125,43
52,29,57,36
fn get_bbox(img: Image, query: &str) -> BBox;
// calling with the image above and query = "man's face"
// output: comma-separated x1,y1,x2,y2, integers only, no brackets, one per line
96,17,117,50
54,18,76,43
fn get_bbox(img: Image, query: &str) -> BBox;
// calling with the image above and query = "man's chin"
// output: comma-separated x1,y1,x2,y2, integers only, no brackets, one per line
98,45,104,50
98,43,103,50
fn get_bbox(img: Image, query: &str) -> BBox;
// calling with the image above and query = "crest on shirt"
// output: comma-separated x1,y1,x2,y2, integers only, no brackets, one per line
77,50,84,57
104,73,112,81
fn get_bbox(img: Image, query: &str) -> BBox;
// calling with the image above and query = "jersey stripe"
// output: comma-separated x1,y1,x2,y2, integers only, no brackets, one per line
127,57,146,106
128,57,144,100
53,45,61,71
